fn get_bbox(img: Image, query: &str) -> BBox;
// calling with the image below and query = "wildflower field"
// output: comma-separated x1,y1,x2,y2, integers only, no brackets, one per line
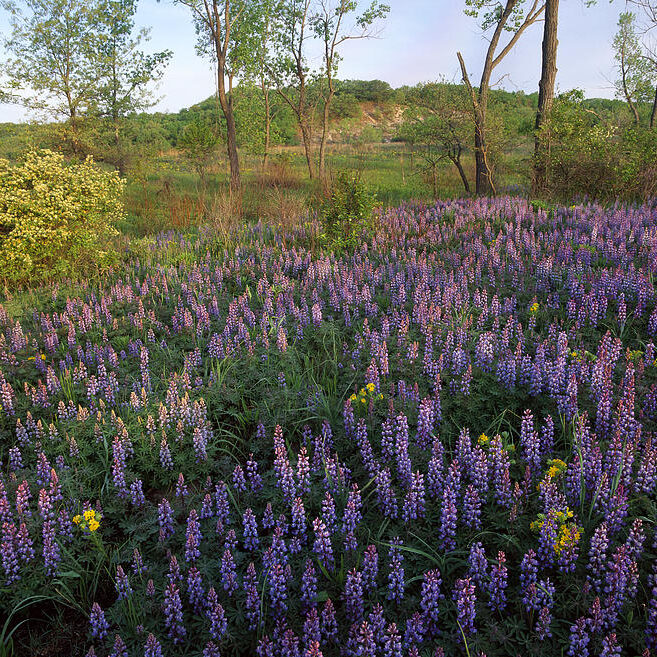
1,197,657,657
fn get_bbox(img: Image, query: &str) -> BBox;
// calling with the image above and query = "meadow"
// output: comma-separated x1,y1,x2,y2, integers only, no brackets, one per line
1,194,656,656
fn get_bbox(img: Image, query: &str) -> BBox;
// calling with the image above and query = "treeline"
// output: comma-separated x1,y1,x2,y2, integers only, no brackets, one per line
1,0,656,204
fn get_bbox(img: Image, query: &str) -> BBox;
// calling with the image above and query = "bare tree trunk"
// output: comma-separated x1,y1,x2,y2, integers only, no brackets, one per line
651,84,657,128
533,0,559,195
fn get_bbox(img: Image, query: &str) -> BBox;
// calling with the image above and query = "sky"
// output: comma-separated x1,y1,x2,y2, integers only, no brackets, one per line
0,0,628,123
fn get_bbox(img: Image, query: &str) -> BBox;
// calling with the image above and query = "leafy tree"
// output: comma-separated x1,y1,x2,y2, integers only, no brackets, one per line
270,0,319,179
533,0,559,195
400,82,472,195
1,0,104,150
310,0,389,184
94,0,172,174
613,12,654,125
458,0,545,195
174,0,263,191
178,118,221,195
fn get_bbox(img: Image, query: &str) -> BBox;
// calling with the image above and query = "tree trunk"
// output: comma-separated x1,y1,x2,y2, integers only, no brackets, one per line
650,84,657,129
262,82,271,170
300,120,315,179
318,87,334,186
216,54,240,191
533,0,559,196
451,154,471,194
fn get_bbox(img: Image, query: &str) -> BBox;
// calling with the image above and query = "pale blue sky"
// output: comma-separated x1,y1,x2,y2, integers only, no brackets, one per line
0,0,626,122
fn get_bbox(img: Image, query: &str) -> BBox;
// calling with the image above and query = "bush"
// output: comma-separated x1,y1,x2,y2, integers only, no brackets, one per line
0,149,124,285
318,170,377,249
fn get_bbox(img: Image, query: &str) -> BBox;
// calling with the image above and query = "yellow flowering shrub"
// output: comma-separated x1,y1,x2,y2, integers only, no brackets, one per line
0,149,124,284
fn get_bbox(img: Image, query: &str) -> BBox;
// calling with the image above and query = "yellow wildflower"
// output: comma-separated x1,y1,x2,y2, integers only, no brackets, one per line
477,433,489,445
84,509,96,522
366,383,375,393
72,515,82,525
88,519,100,532
530,302,539,313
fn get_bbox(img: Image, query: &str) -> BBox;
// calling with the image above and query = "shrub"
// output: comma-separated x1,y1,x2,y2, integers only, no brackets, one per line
318,170,377,249
0,149,124,285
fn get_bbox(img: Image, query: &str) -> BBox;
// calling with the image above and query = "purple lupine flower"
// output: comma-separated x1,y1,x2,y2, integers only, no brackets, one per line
343,568,365,622
186,565,205,614
362,545,379,593
535,606,552,640
109,634,128,657
144,633,163,657
232,465,247,492
167,554,182,585
146,579,155,597
387,537,405,604
520,409,541,477
15,481,31,519
375,468,398,518
243,508,259,551
206,587,227,640
587,522,608,592
246,453,263,492
404,612,425,647
42,521,60,576
520,550,539,610
89,602,109,640
599,633,621,657
132,548,146,576
262,503,275,529
312,518,334,572
1,522,19,584
157,498,175,542
214,481,231,528
301,559,318,611
115,566,132,600
416,397,436,449
16,523,34,563
468,542,488,589
203,642,221,657
368,603,386,645
321,599,338,643
185,509,202,562
347,620,375,657
321,492,337,534
342,484,362,551
163,581,186,644
303,608,321,649
438,486,457,551
420,569,443,637
175,473,188,500
453,578,476,638
395,414,413,488
383,623,403,657
159,438,173,469
488,551,508,611
567,618,589,657
304,641,323,657
244,562,261,630
269,560,290,617
463,484,482,529
221,548,238,595
402,471,425,522
297,446,311,495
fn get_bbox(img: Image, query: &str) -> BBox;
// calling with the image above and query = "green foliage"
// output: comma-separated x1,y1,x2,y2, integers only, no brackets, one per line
318,170,377,248
540,89,657,200
178,119,221,191
0,149,124,285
